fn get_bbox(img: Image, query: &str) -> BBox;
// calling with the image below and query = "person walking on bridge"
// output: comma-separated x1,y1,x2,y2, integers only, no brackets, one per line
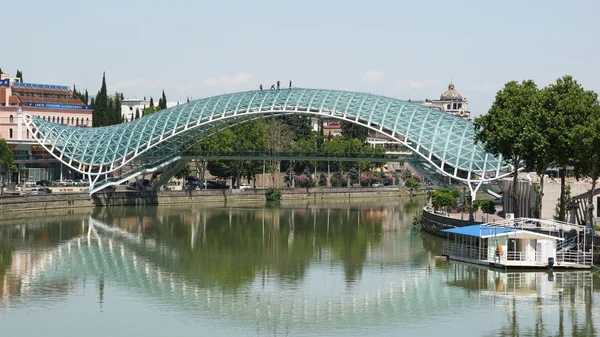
276,80,280,90
270,84,275,90
259,84,263,91
289,80,292,89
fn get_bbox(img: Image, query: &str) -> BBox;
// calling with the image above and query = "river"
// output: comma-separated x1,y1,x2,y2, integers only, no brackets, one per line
0,199,597,336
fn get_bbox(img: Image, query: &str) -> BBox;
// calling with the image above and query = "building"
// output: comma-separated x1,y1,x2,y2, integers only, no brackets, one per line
121,98,181,121
0,71,92,184
411,82,471,120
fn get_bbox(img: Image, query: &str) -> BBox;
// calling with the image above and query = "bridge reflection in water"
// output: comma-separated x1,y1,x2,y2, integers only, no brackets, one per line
0,202,597,335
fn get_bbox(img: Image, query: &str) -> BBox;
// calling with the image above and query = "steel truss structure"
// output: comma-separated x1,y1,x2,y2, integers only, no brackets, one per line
23,88,511,194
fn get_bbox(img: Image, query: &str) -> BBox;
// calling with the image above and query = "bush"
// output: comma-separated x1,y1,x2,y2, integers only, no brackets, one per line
330,172,347,187
265,187,282,202
319,173,327,187
480,199,497,215
296,174,315,188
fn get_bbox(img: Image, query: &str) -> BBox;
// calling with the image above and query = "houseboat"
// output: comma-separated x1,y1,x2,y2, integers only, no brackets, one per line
441,220,593,269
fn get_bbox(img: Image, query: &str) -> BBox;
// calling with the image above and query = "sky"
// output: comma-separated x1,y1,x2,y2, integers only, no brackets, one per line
2,0,599,116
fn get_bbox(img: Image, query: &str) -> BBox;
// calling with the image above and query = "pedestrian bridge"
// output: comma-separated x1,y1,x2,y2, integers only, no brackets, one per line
23,88,511,193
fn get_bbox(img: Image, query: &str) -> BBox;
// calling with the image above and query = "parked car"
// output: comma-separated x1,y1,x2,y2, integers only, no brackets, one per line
38,187,52,194
29,188,49,195
239,183,252,190
74,179,88,186
371,182,384,187
206,180,229,189
53,180,65,186
36,179,52,187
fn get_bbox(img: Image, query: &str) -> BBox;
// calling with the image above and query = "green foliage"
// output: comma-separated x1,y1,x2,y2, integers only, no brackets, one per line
0,139,17,195
174,164,192,181
277,115,313,141
16,69,23,82
480,200,497,215
405,177,420,194
431,188,456,209
571,95,600,223
450,189,461,199
158,90,168,110
143,106,159,116
474,80,538,217
91,73,123,126
340,121,368,142
265,187,282,202
319,172,327,187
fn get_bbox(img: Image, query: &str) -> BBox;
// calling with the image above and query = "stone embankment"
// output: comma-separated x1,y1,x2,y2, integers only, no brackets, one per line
0,187,416,214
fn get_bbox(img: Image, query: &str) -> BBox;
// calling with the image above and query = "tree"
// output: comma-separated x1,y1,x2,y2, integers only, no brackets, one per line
572,102,600,226
92,72,109,127
474,80,538,218
432,188,456,211
0,139,17,196
522,87,556,218
340,121,369,142
143,106,159,116
149,97,154,107
265,120,294,186
405,177,420,195
543,76,597,221
159,90,167,110
277,115,312,141
15,70,23,82
480,200,497,215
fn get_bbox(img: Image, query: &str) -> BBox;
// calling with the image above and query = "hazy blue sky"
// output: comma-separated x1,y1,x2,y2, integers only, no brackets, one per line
3,0,599,115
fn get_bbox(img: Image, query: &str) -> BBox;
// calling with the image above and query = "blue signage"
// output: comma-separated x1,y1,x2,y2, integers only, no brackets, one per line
13,82,69,91
0,79,9,87
24,102,92,110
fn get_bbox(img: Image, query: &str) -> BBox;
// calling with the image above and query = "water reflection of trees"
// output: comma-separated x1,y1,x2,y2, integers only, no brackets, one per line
89,201,422,289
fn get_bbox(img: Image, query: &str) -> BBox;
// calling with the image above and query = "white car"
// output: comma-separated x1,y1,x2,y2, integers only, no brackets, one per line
371,182,384,187
239,183,252,190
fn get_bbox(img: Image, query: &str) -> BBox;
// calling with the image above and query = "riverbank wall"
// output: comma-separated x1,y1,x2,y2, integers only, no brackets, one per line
420,208,477,237
0,187,415,213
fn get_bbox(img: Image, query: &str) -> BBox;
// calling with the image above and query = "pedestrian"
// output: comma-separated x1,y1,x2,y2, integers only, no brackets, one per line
289,80,292,89
276,80,280,90
260,84,263,91
270,84,275,90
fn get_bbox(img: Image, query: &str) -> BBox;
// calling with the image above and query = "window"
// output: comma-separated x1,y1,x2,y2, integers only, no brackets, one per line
9,128,13,138
67,117,70,125
452,103,457,110
61,117,64,124
43,116,46,121
9,115,14,123
76,117,79,125
446,104,451,110
86,117,89,126
458,103,462,109
26,129,29,139
52,116,56,123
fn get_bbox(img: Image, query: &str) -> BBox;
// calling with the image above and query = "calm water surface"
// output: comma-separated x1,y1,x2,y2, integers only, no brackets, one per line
0,199,598,336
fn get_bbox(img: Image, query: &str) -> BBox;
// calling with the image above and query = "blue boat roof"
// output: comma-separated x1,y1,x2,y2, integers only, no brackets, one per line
441,224,518,238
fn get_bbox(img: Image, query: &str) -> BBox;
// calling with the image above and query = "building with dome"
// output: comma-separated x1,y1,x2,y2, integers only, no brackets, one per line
412,82,471,119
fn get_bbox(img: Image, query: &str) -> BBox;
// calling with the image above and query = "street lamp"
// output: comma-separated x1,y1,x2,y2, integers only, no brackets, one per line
467,194,474,224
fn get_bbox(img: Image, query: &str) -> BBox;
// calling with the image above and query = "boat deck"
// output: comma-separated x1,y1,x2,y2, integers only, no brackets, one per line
447,254,592,269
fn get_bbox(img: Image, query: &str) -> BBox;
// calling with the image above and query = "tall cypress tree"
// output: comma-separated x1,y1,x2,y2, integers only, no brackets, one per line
93,72,109,127
160,90,167,110
113,92,122,125
135,108,140,119
149,97,154,107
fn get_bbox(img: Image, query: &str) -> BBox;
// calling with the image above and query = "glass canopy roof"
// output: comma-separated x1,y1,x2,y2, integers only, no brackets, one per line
25,88,507,181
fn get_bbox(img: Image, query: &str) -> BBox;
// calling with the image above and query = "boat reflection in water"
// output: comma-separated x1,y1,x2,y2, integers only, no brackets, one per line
443,262,592,300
